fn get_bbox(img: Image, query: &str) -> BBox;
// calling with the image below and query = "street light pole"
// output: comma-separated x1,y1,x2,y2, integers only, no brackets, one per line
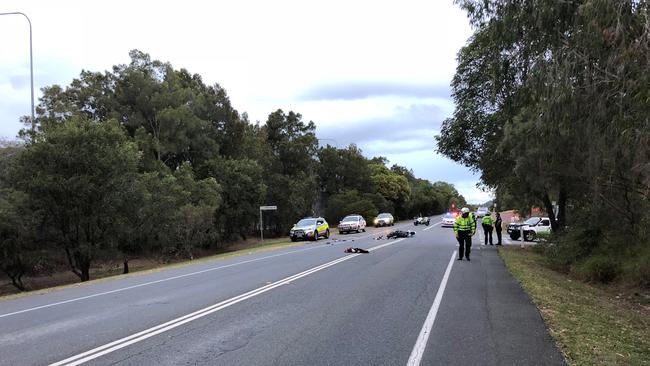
1,12,35,131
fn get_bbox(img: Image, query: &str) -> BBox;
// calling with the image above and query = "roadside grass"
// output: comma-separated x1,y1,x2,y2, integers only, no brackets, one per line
499,246,650,366
0,237,298,301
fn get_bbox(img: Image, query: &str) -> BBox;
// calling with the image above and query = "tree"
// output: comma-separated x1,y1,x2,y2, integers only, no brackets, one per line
205,158,266,241
324,190,379,224
10,117,140,281
263,110,319,234
369,163,411,218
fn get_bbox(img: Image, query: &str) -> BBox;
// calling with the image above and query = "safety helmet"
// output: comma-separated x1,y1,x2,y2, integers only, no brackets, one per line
461,207,470,213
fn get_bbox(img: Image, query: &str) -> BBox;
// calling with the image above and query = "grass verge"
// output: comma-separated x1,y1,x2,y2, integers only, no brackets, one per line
499,246,650,366
0,238,298,301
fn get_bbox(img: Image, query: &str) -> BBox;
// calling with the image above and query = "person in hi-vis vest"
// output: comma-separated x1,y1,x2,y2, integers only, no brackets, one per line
482,212,494,245
453,207,476,261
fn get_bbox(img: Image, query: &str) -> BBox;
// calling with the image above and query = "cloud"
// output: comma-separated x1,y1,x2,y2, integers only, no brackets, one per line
316,102,446,154
298,81,451,101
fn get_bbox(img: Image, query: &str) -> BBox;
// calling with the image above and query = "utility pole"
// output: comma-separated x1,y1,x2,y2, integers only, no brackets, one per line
0,12,35,131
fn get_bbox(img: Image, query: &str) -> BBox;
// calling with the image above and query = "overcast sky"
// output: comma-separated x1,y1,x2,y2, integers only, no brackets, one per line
0,0,491,203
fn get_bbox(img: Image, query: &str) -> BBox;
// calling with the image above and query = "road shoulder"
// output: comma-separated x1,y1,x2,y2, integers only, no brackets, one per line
422,245,566,366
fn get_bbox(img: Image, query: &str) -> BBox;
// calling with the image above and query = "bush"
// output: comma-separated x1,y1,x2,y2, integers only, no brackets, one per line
620,242,650,287
575,254,619,283
542,227,602,272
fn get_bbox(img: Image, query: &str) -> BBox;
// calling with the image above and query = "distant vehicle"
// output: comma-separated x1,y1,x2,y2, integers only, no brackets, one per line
476,207,489,218
374,213,394,227
290,217,330,242
507,217,552,241
414,216,430,226
441,213,456,227
338,215,366,234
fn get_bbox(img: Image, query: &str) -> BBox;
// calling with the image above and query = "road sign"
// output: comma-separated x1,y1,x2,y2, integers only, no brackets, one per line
259,205,277,241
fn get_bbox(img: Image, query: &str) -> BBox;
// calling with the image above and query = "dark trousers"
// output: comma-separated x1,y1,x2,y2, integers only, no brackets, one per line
457,231,472,259
495,225,502,245
482,224,493,245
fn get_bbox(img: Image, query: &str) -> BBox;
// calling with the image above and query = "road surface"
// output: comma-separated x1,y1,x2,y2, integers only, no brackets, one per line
0,216,565,366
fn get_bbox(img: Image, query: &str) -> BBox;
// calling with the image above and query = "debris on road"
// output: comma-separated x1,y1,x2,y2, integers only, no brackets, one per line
386,230,416,239
344,247,369,254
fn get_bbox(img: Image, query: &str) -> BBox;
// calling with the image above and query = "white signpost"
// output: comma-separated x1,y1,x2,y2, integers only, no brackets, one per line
259,205,277,241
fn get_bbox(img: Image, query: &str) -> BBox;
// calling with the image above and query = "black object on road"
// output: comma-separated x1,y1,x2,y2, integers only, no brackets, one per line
344,247,369,253
386,230,416,239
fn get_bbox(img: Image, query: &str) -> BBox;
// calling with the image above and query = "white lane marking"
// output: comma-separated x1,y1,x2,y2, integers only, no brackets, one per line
50,238,407,366
406,251,456,366
423,222,442,231
0,244,330,319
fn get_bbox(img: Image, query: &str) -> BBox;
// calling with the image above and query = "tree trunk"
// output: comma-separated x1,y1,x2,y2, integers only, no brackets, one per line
11,274,26,292
557,185,567,229
123,259,130,274
80,264,90,282
542,192,559,232
64,247,83,280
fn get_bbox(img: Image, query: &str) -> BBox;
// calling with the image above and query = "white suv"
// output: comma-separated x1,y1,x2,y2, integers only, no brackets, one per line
338,215,366,234
507,217,552,241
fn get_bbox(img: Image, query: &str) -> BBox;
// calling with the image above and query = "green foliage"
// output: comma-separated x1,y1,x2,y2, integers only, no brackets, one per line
11,117,140,281
442,0,650,284
325,190,379,224
576,254,619,284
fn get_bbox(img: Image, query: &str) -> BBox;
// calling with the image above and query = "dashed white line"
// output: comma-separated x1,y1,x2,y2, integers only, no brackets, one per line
50,238,408,366
406,250,456,366
423,222,442,231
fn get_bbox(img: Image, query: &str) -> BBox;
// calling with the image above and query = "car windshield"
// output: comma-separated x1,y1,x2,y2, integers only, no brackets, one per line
443,214,455,219
342,216,359,222
478,207,488,212
378,214,391,218
297,219,317,226
525,217,542,225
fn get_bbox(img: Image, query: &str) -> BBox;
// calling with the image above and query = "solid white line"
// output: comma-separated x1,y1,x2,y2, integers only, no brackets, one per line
50,238,407,366
406,250,456,366
0,244,328,319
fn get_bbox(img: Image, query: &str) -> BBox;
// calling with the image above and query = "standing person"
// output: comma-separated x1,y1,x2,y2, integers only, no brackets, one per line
454,207,476,261
482,211,494,245
494,212,503,245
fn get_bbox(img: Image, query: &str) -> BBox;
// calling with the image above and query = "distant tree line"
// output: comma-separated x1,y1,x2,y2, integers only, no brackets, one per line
0,51,466,290
437,0,650,285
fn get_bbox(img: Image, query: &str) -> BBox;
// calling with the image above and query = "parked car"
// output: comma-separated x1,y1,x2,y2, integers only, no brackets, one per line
441,213,456,227
414,216,430,226
476,207,489,218
290,217,330,242
374,213,394,227
338,215,366,234
507,217,551,241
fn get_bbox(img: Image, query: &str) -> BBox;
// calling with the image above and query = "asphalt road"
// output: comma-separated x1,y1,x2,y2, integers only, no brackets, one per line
0,217,565,366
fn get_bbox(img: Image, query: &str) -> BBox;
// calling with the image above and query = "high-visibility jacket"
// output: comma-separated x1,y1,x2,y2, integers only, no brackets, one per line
482,215,493,226
454,215,476,233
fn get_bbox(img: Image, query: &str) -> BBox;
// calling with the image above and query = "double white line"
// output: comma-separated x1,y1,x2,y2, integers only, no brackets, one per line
50,238,406,366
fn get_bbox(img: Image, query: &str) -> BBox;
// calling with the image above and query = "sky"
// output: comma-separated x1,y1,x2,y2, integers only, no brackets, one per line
0,0,492,203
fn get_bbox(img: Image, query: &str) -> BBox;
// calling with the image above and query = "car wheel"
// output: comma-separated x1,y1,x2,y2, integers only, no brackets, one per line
510,233,519,240
525,231,536,241
291,236,297,242
414,222,418,226
362,228,366,232
324,229,330,239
